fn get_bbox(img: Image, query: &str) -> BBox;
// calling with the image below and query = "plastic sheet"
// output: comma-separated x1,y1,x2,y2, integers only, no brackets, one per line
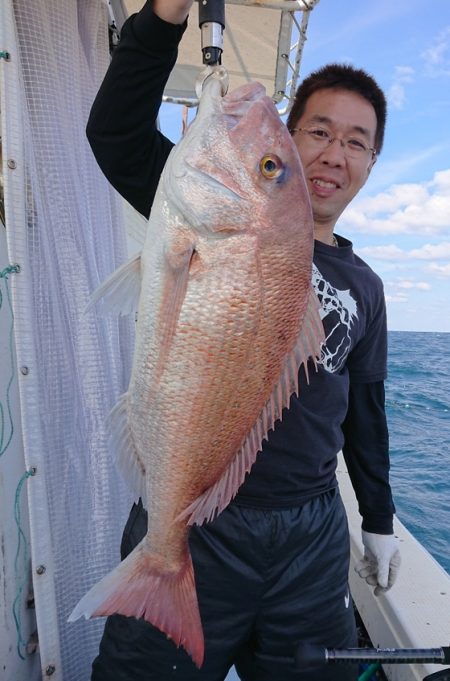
1,1,135,678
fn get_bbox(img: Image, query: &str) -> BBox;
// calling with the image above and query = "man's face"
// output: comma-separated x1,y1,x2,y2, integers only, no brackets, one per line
291,88,377,233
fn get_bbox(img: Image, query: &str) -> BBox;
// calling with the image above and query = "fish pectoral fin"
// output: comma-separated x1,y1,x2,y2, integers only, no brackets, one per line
154,241,196,369
177,286,325,527
123,199,148,247
86,253,142,316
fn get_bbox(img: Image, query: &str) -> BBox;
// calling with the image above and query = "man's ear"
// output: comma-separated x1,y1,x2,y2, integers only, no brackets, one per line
366,155,377,178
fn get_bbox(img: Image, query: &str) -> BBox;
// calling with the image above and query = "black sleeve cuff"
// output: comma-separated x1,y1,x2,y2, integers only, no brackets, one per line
361,514,394,535
132,1,188,51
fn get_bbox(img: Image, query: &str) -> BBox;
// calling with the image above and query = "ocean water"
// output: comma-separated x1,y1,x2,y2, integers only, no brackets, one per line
386,330,450,575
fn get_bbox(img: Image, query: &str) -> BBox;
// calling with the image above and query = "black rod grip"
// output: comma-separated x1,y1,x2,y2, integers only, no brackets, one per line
198,0,225,27
326,647,447,664
295,643,450,669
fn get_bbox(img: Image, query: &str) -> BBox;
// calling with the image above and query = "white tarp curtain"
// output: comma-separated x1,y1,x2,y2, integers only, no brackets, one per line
1,1,134,679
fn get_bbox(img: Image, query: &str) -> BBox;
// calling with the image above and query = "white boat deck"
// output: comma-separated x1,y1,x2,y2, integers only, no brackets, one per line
338,453,450,681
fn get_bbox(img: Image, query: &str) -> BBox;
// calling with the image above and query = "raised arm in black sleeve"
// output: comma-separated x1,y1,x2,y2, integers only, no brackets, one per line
342,380,395,535
86,2,186,218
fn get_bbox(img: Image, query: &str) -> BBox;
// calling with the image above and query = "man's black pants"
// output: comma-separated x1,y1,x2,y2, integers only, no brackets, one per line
91,489,357,680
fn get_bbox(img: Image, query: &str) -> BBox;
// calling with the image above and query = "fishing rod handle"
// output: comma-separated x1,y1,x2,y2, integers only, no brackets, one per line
197,0,225,27
325,646,450,665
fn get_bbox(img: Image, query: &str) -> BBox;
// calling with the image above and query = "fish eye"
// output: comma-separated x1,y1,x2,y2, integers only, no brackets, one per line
260,154,284,179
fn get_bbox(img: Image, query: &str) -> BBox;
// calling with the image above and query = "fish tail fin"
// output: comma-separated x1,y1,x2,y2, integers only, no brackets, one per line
68,539,204,667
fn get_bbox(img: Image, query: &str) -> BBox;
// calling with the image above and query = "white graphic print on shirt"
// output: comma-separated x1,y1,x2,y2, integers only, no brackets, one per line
312,263,358,373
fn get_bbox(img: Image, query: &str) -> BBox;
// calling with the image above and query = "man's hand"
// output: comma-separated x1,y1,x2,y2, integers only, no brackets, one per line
355,530,401,596
153,0,194,25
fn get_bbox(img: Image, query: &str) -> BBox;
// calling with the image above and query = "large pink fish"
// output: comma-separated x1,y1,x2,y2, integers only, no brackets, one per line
69,75,324,667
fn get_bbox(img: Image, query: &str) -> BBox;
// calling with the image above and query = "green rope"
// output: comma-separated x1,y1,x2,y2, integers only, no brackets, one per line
0,265,20,278
0,264,28,659
12,468,35,660
0,264,20,458
358,662,381,681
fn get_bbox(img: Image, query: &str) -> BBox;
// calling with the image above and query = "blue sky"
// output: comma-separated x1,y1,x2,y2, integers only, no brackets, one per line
160,0,450,332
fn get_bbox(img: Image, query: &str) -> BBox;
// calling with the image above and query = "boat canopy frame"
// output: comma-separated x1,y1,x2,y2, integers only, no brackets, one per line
108,0,321,113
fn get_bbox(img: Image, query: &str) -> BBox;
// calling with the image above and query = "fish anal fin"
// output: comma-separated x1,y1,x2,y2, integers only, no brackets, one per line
108,393,147,506
177,286,324,526
68,539,204,668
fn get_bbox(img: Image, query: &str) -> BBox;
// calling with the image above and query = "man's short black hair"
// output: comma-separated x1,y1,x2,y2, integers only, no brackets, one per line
286,63,387,154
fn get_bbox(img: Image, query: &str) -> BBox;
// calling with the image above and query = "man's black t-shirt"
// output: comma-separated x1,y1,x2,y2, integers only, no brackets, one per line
235,236,388,507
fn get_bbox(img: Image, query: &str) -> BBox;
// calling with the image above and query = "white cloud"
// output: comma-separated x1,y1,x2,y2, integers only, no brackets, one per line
386,279,431,291
397,280,431,290
342,169,450,235
354,183,429,214
428,262,450,277
384,279,432,308
385,294,408,303
360,244,405,259
433,168,450,190
387,66,415,110
359,241,450,261
421,26,450,76
409,242,450,259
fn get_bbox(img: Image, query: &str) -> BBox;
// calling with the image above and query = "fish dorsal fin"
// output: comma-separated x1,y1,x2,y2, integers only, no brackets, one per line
86,253,142,316
177,287,325,526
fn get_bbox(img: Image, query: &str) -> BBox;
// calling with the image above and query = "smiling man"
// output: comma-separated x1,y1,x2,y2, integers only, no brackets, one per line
287,71,380,245
84,2,400,680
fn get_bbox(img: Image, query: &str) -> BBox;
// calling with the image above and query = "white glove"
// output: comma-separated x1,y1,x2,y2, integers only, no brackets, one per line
355,530,401,596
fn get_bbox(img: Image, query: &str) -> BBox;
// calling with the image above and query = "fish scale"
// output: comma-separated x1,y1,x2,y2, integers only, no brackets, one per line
69,75,324,667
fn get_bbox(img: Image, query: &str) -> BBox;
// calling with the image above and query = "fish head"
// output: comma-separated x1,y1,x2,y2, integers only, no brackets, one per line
163,78,313,243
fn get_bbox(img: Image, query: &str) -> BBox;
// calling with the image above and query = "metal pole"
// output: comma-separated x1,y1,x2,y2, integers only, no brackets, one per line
197,0,225,65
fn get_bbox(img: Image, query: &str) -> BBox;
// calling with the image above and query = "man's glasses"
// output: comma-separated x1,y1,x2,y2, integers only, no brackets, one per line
289,126,377,161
